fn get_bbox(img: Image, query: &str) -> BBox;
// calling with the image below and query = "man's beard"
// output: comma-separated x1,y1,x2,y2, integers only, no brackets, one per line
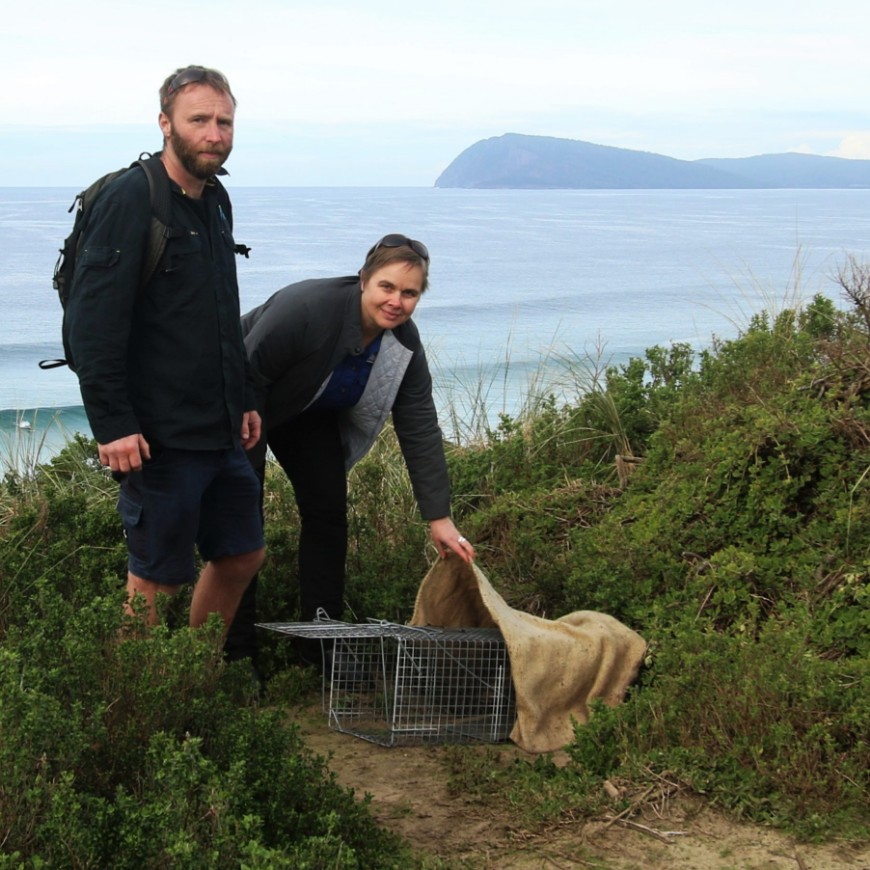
169,128,231,180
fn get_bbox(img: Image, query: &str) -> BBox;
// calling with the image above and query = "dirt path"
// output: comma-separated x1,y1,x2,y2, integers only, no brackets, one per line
294,702,869,869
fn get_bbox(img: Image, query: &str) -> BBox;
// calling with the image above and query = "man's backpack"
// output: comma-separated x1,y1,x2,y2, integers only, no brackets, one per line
39,153,175,371
39,153,249,372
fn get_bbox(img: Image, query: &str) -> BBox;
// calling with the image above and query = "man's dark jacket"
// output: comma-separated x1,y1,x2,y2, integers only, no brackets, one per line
65,165,255,449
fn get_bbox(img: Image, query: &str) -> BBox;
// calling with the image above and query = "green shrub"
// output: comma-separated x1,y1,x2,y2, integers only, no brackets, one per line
0,446,412,867
625,613,870,838
3,268,870,854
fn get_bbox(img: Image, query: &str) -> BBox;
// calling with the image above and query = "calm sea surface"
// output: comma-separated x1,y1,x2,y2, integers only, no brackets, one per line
2,186,870,457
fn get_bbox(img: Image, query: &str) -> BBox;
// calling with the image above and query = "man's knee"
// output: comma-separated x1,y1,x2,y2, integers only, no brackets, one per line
218,547,265,579
246,546,266,574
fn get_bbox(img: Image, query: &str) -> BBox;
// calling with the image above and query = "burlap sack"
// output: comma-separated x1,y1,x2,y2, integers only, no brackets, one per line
410,556,647,753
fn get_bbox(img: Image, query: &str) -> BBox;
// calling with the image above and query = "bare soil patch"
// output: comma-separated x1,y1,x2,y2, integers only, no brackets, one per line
293,700,869,869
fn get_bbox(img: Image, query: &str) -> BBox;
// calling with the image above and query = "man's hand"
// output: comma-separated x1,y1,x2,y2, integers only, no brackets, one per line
241,410,262,450
98,434,151,474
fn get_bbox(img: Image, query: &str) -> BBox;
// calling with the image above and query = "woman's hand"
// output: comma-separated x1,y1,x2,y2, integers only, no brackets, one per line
428,517,475,563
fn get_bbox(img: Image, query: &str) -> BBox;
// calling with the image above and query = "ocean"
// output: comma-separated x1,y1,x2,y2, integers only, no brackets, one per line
2,186,870,464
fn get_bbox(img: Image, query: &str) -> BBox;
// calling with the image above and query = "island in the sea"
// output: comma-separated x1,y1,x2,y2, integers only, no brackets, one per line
434,133,870,189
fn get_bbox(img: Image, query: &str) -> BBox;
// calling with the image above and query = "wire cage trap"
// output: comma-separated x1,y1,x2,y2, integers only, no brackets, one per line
259,620,517,747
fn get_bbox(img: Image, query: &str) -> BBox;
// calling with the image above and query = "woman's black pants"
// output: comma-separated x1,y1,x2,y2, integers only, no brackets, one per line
224,410,348,663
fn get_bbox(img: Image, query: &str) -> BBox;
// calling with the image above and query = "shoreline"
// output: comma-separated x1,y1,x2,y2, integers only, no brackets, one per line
0,406,92,472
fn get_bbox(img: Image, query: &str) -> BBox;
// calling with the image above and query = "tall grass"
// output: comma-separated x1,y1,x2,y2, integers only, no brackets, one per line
0,410,55,482
700,243,837,338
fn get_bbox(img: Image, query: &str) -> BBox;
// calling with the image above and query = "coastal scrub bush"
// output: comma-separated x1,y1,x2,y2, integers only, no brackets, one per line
623,612,870,837
548,289,870,836
600,340,697,457
0,437,124,641
0,447,414,867
0,607,411,867
456,479,620,615
425,282,869,841
3,271,870,853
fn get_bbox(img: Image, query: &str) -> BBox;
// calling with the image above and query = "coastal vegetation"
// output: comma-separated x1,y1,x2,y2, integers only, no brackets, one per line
1,261,869,865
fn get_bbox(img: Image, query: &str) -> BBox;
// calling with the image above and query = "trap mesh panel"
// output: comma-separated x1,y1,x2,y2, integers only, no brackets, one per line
259,621,516,747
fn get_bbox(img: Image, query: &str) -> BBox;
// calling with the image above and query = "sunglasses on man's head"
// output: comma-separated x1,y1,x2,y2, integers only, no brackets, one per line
370,234,430,263
165,67,228,100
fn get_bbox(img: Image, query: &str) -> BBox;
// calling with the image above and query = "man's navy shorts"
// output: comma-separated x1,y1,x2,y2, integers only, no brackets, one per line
116,444,264,585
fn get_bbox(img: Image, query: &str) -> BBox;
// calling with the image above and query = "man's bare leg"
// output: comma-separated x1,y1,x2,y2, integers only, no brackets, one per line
189,548,265,632
125,572,181,625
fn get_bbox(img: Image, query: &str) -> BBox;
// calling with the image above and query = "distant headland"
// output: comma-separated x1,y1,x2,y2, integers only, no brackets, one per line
434,133,870,189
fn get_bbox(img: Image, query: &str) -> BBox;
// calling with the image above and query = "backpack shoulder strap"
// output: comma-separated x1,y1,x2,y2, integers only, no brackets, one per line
212,175,252,259
138,154,173,224
136,153,183,288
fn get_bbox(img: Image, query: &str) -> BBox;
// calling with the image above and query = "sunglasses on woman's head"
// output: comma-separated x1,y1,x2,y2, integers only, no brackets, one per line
370,234,430,262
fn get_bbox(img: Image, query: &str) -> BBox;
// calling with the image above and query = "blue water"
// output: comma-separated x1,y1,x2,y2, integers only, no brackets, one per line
3,186,870,461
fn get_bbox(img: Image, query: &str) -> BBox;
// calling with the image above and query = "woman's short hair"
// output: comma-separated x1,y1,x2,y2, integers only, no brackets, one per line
159,66,236,115
360,234,430,293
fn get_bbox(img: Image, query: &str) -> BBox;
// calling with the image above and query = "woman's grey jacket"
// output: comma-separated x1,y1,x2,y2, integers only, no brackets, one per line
241,275,451,520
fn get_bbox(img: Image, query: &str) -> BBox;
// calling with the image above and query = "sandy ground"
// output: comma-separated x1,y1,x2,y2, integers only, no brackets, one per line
293,701,870,870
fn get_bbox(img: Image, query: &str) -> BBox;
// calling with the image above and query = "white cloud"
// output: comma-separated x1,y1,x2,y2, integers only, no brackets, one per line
3,0,870,184
829,133,870,160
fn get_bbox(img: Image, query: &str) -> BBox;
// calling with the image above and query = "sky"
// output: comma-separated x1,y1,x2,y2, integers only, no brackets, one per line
2,0,869,186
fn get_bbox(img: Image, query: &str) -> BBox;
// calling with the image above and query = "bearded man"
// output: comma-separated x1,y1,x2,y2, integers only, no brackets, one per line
65,65,264,632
